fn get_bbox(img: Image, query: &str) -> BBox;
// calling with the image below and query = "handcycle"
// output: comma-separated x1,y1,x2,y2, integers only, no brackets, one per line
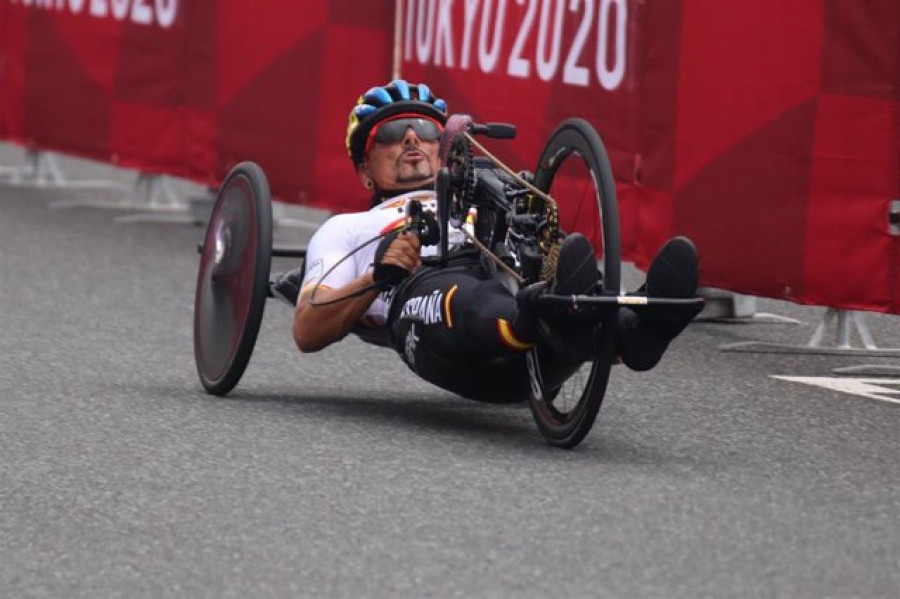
193,116,703,448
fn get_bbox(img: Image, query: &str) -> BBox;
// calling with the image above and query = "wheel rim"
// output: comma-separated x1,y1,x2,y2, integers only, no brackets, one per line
528,120,621,446
193,163,271,396
542,149,606,419
196,175,258,383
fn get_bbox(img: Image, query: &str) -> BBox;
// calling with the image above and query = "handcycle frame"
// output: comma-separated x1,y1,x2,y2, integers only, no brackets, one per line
193,116,703,448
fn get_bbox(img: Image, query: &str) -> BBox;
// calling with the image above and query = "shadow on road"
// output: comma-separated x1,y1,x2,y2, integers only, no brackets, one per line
181,387,709,467
223,388,535,440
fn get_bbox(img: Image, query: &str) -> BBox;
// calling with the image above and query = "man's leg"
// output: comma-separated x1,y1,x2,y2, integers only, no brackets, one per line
270,267,303,305
517,233,701,372
387,265,531,401
387,236,600,400
617,236,701,371
515,233,602,364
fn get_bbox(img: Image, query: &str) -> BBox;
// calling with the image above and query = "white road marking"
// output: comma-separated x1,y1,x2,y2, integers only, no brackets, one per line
772,376,900,405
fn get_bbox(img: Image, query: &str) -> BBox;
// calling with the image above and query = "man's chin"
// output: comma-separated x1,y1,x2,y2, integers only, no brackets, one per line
394,171,435,188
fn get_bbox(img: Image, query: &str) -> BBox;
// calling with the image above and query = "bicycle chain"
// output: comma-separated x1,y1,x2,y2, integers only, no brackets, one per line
444,132,476,222
443,128,566,286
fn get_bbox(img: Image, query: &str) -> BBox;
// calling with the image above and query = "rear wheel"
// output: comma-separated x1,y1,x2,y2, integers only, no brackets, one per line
193,162,272,395
527,119,621,448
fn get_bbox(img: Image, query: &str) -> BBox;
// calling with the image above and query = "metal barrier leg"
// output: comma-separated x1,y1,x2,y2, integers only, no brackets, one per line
35,151,66,186
697,287,802,324
2,150,131,191
45,168,190,223
1,150,63,185
0,149,189,222
113,174,193,224
721,308,900,357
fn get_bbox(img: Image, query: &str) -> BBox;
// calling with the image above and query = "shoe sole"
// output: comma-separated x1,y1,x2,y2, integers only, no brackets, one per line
646,236,698,299
553,233,599,296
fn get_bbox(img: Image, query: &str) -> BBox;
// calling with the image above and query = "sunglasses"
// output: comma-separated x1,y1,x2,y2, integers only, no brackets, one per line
366,114,443,153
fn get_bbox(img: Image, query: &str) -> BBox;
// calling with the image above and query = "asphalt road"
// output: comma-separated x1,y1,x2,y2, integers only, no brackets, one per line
2,149,899,597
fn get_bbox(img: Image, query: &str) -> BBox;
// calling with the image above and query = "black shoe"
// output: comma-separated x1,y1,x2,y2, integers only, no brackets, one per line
270,267,303,305
551,232,599,295
619,236,700,371
514,233,599,362
515,232,599,308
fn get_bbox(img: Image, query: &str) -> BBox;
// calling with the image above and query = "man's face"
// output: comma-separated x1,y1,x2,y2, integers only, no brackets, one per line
359,116,442,192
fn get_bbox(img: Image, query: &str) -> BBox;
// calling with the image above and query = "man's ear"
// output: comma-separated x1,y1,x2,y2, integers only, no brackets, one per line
357,163,374,190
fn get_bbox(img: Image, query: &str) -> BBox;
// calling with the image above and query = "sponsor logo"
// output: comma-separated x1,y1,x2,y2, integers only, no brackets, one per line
404,323,420,370
402,0,628,90
301,258,323,287
11,0,179,29
379,286,396,305
400,289,445,325
525,347,544,400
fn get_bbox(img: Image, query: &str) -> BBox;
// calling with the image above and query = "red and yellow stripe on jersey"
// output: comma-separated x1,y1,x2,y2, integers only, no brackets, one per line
497,318,533,351
443,284,458,329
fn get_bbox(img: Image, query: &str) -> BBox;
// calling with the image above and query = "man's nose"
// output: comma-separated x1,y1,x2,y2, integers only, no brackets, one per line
402,126,421,145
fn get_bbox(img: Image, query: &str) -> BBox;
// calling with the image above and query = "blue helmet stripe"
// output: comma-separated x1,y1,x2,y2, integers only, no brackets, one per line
393,79,411,100
354,104,377,118
364,86,392,106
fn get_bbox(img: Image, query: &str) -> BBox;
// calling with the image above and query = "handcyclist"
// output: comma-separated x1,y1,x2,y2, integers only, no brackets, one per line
272,79,701,401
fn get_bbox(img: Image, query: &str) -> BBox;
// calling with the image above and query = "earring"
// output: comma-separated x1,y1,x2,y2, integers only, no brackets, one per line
365,179,374,190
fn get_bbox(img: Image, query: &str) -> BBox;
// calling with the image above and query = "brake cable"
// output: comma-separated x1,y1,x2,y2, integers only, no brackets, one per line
306,231,388,307
307,201,434,307
465,132,557,207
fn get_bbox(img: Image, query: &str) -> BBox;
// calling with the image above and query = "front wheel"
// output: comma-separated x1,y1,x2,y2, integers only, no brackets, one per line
527,118,621,448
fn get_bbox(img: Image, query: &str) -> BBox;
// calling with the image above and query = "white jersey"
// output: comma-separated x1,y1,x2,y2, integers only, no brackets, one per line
301,190,471,326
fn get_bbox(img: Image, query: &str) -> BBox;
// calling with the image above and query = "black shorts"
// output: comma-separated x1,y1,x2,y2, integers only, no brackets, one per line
386,255,581,402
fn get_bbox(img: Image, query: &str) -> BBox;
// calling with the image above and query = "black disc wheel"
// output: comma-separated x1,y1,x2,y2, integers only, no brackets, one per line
193,162,272,395
527,118,622,448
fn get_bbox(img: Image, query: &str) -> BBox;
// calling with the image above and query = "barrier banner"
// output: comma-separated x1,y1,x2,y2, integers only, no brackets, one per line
1,0,898,313
397,0,642,256
0,0,395,212
402,0,899,314
652,0,899,314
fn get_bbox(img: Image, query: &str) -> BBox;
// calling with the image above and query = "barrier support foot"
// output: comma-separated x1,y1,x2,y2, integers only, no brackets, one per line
720,308,900,357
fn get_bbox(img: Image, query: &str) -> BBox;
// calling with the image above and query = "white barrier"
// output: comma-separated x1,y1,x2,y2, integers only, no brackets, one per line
721,307,900,357
698,287,801,324
0,148,202,224
46,167,191,224
0,149,126,189
1,148,332,230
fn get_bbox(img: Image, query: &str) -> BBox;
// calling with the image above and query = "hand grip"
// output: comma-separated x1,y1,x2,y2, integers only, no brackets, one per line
471,122,517,139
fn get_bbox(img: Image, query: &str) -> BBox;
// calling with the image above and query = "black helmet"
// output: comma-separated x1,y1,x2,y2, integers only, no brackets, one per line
346,79,448,168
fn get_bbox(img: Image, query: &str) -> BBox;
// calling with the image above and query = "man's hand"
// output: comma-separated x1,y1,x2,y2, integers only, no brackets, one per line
373,230,422,289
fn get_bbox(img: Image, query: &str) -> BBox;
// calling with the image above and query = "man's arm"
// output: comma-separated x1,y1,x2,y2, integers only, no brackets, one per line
293,232,421,352
293,274,379,353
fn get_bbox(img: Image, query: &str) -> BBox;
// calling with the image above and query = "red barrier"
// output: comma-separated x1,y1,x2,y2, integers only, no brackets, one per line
0,0,396,212
1,0,898,313
402,0,899,314
398,0,642,256
655,0,899,314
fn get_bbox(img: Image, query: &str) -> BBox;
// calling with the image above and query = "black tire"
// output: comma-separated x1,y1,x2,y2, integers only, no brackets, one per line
193,162,272,395
527,118,621,448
